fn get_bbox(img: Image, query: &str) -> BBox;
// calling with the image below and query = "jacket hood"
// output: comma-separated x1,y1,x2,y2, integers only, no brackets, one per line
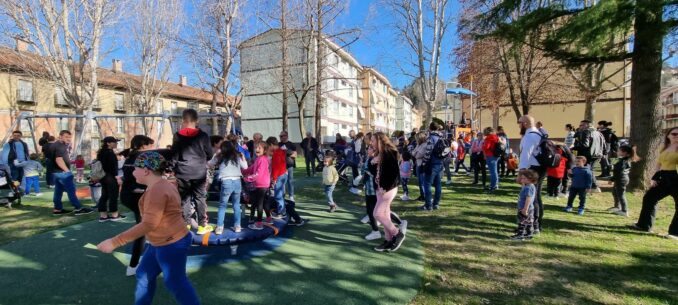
178,128,201,137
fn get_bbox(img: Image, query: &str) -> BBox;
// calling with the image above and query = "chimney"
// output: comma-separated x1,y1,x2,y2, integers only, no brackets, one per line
179,75,187,86
112,59,122,73
15,37,28,52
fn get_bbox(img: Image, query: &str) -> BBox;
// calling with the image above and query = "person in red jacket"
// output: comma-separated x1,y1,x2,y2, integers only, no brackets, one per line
482,127,501,191
546,146,568,198
267,137,289,219
454,137,469,174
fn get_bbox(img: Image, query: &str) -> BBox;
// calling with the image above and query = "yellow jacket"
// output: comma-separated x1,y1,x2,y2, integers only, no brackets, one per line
323,166,339,186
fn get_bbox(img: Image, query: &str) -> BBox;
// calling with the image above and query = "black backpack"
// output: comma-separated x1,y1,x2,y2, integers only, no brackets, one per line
432,136,451,159
493,140,506,157
529,132,561,168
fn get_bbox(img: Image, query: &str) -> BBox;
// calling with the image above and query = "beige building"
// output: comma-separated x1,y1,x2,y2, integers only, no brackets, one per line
360,67,394,133
0,42,230,156
661,85,678,130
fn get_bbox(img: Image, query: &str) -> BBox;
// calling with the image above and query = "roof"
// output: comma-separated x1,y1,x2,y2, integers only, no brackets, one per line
361,67,392,88
0,46,237,106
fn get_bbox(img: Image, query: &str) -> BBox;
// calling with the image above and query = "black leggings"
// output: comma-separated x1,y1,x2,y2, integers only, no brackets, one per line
249,188,270,222
365,195,401,231
455,159,469,173
120,192,144,268
98,174,119,213
637,171,678,235
471,154,486,185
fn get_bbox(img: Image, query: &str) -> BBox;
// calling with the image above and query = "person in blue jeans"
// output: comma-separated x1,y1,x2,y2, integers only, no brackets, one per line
209,141,248,234
420,122,445,211
482,127,501,192
48,130,93,215
412,132,428,201
564,156,593,215
15,153,43,196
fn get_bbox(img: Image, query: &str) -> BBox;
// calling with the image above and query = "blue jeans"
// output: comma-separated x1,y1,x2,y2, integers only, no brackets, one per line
217,179,242,228
567,187,587,210
53,172,82,210
286,167,294,197
324,185,335,205
24,176,40,194
486,156,499,189
417,165,426,198
135,233,200,305
424,162,443,208
274,173,288,214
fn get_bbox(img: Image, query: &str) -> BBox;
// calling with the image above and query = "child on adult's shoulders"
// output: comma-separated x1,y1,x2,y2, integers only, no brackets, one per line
564,156,593,215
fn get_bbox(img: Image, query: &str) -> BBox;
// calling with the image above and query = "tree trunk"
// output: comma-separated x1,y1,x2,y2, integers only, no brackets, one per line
280,0,289,133
298,100,306,139
314,3,324,144
211,88,219,135
73,107,90,160
584,94,596,122
627,0,664,192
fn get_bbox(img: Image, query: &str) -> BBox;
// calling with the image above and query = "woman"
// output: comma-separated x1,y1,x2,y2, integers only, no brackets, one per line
482,127,500,192
412,132,428,201
334,133,347,156
371,132,407,252
470,132,486,187
97,136,124,222
210,141,247,234
633,127,678,240
119,135,155,276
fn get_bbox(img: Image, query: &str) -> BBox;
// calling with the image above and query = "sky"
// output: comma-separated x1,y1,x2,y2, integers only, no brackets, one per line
99,0,462,94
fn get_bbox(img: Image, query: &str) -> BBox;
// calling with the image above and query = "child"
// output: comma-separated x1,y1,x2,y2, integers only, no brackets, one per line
564,156,593,215
15,153,43,196
363,144,406,240
267,137,288,219
322,151,339,212
454,137,469,175
399,145,412,201
506,149,518,177
511,169,538,240
608,145,638,217
242,141,271,230
96,151,200,305
209,140,247,234
72,155,85,183
546,146,568,198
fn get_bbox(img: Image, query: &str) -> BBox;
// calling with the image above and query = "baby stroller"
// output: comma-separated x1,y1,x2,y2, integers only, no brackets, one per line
334,153,350,185
315,149,326,172
0,164,22,209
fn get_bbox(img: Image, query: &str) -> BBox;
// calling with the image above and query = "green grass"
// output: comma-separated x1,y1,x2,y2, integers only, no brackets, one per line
1,157,677,305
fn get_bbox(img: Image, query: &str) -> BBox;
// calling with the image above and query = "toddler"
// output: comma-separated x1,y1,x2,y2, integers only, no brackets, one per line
511,169,538,240
564,156,593,215
15,153,43,196
322,151,339,212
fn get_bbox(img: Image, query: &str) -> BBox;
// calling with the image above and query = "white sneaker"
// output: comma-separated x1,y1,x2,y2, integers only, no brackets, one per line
594,187,602,193
607,207,620,212
445,180,452,185
126,266,137,277
289,196,295,202
665,234,678,241
400,195,410,201
613,210,628,217
360,215,370,224
349,187,362,195
365,231,381,240
34,193,43,197
400,220,408,235
557,193,567,198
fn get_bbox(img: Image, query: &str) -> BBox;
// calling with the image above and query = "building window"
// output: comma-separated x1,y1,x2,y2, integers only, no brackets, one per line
333,55,339,68
171,102,178,114
333,100,340,111
341,124,347,129
55,88,68,106
333,79,338,90
91,139,100,151
114,93,124,111
91,119,99,135
188,102,197,109
349,86,353,97
341,103,347,108
92,98,101,109
673,93,678,105
156,120,163,134
58,117,69,132
156,99,164,114
341,80,347,87
333,123,340,133
348,105,353,117
116,118,124,133
17,79,34,102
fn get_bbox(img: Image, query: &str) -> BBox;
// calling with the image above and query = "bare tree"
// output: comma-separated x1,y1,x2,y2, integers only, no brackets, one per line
386,0,453,126
566,62,630,122
125,0,183,134
186,0,244,135
0,0,122,155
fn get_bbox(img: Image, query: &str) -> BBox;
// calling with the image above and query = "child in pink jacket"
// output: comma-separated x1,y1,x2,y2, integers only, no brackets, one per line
241,142,271,230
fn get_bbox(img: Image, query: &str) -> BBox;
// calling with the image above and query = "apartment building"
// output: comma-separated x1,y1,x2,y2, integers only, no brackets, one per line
360,67,393,134
661,85,678,130
396,95,413,132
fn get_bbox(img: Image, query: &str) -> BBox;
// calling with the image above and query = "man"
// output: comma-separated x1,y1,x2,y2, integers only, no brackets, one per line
517,115,545,233
597,120,615,178
420,122,446,211
43,136,56,188
1,130,29,184
247,133,263,158
278,131,297,201
300,132,319,177
171,109,213,234
573,120,605,192
49,130,93,215
496,126,510,177
348,130,365,195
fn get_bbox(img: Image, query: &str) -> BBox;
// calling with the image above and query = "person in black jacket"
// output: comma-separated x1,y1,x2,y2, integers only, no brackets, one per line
300,132,319,177
171,109,213,234
371,132,407,253
607,145,637,217
97,136,125,222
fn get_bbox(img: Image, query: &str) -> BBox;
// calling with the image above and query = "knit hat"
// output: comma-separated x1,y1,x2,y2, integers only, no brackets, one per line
133,151,165,172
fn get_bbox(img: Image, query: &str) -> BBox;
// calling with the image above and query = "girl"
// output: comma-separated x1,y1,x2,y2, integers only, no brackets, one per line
506,148,518,177
72,155,85,183
372,132,406,252
242,141,271,231
412,132,428,201
97,151,200,305
633,127,678,240
608,145,638,217
470,132,486,187
322,151,339,212
454,137,469,175
97,137,124,222
119,135,155,276
399,141,412,201
511,169,538,240
268,137,288,219
210,141,247,234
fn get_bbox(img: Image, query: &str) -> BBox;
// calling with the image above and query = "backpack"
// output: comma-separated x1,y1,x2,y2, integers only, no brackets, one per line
90,160,105,181
608,131,620,153
529,132,562,168
493,139,506,157
432,136,451,159
590,130,606,158
7,140,29,163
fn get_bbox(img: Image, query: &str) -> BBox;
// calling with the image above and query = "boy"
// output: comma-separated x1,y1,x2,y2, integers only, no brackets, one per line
171,109,213,234
511,169,538,240
322,151,339,212
15,153,43,196
564,156,593,215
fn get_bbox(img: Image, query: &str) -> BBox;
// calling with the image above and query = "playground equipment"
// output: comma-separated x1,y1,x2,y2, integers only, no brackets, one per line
191,217,289,255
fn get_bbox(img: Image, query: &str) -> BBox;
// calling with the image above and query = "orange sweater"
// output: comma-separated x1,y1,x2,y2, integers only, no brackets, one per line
112,179,188,247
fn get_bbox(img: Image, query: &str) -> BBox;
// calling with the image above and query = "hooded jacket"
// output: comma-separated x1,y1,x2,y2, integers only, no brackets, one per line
171,128,213,180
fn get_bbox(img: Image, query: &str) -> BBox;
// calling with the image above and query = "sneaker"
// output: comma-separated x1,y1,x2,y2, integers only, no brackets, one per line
445,180,452,185
98,217,109,222
215,226,224,235
665,234,678,241
374,240,392,252
533,229,540,235
558,193,567,198
613,210,629,217
329,204,337,213
287,219,305,227
126,266,137,277
360,215,370,224
289,196,295,202
400,194,410,201
593,187,602,193
52,209,71,215
418,205,432,211
578,208,585,216
47,185,55,189
365,230,381,241
232,226,242,233
389,231,406,252
400,220,408,235
415,196,424,201
510,234,526,240
248,222,264,230
628,224,652,233
271,212,284,219
196,225,214,235
34,193,43,197
349,187,361,195
109,214,127,222
563,207,573,212
432,205,439,210
265,217,274,224
73,207,94,216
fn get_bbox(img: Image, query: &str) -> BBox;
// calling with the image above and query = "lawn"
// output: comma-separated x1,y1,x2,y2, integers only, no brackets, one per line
1,157,677,305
